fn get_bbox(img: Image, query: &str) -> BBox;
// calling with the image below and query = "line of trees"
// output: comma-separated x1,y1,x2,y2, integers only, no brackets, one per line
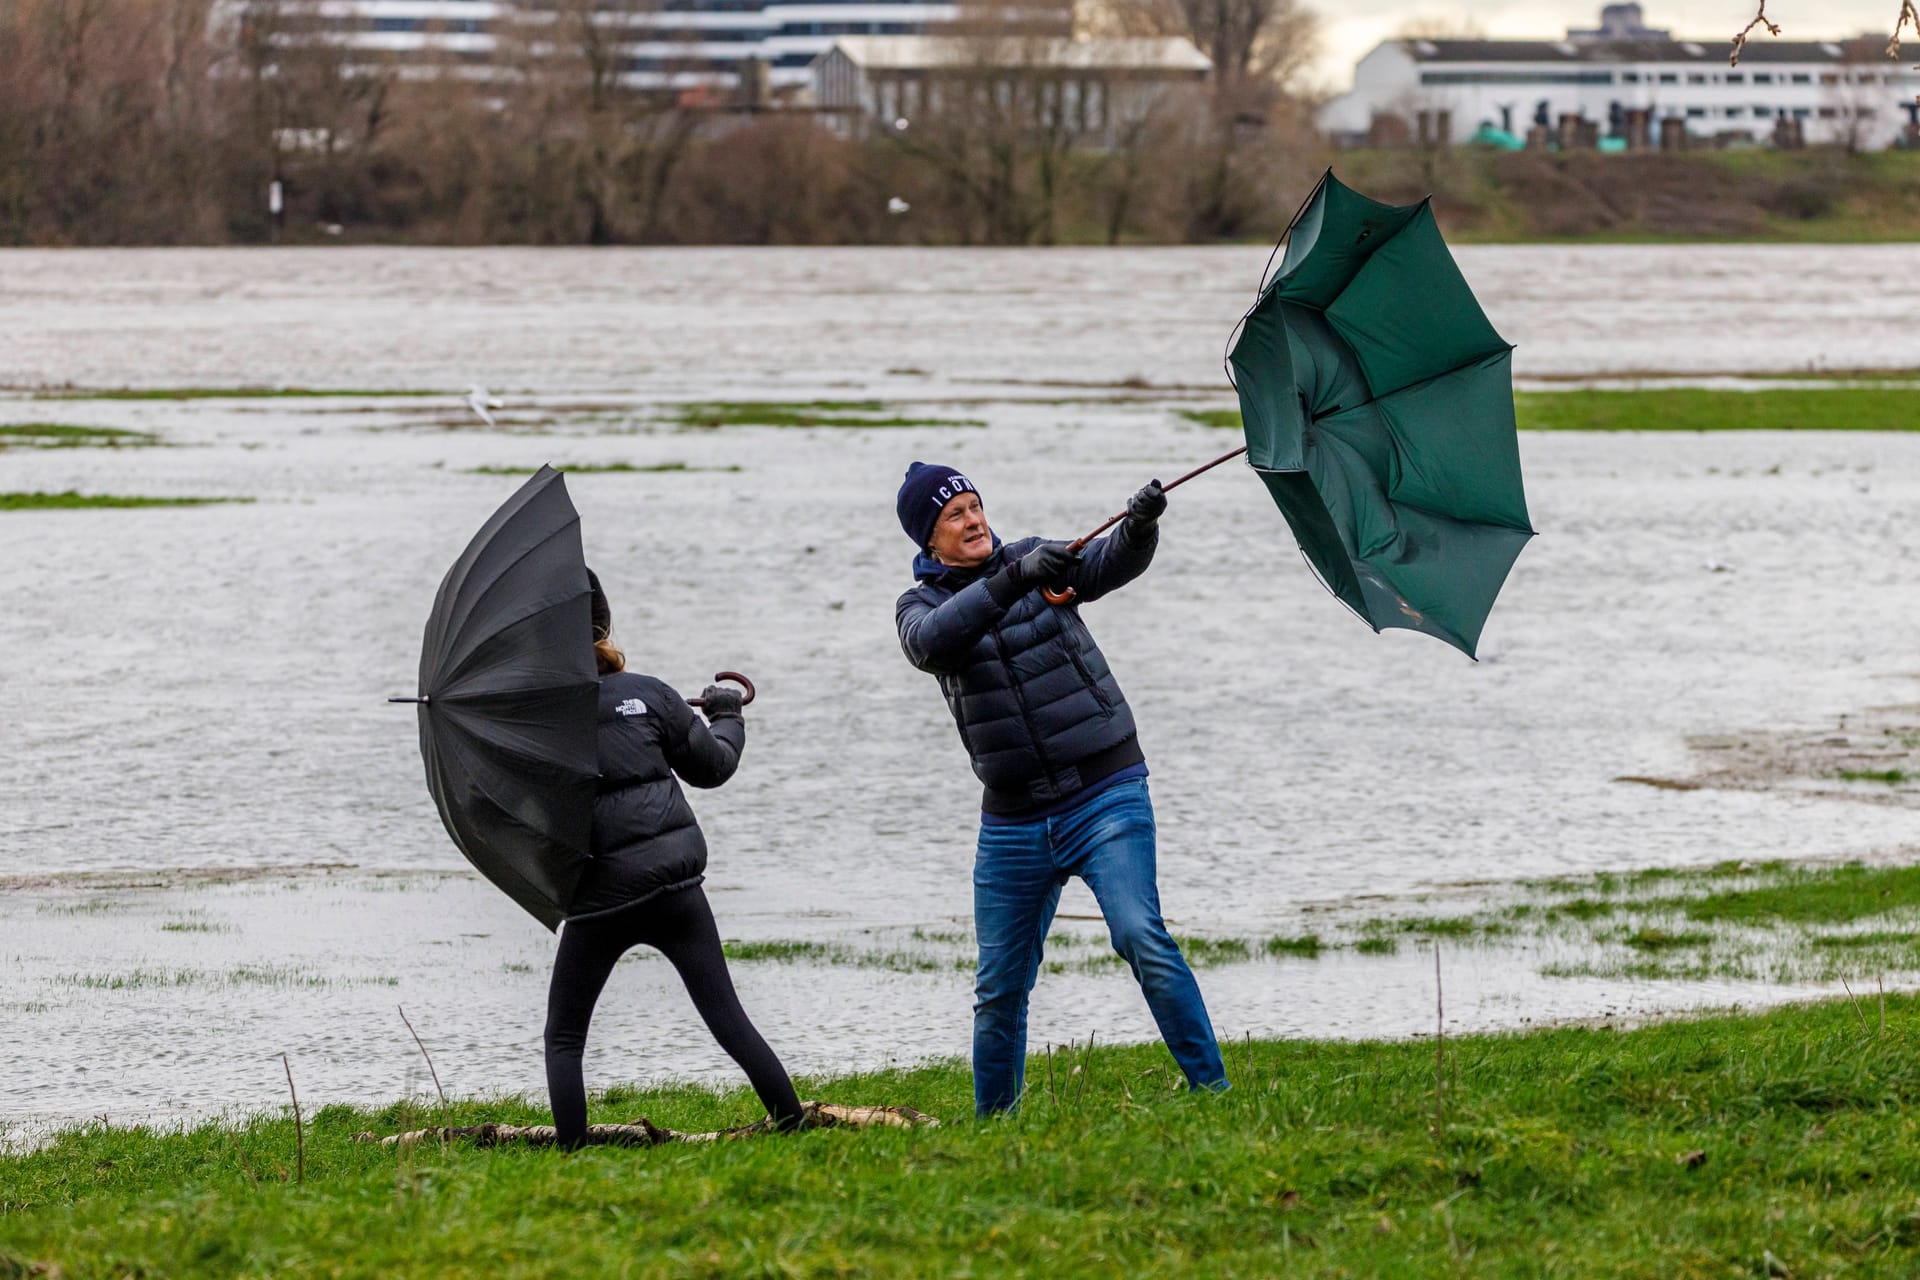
0,0,1327,245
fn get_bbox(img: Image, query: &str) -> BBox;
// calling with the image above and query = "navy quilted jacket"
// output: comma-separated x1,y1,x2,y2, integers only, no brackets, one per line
566,671,742,921
896,524,1155,815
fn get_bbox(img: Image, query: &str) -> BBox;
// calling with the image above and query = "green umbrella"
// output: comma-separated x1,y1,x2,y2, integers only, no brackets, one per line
1043,172,1532,658
1225,170,1534,658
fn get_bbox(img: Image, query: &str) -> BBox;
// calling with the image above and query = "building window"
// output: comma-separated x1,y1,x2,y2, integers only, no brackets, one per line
1685,106,1706,117
1622,71,1640,83
1727,72,1743,83
1418,70,1613,85
1752,105,1771,116
1726,106,1744,117
1790,73,1811,84
1753,72,1773,83
1687,73,1705,84
1818,106,1837,117
1658,72,1677,84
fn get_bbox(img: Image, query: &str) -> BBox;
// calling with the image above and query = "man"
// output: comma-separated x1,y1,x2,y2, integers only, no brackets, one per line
893,461,1227,1115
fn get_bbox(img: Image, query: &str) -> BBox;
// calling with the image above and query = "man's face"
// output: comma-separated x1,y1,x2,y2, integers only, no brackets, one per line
928,492,992,567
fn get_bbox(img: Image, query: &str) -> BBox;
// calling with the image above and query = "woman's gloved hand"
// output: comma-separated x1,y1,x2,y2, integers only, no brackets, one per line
698,685,745,720
1125,479,1167,530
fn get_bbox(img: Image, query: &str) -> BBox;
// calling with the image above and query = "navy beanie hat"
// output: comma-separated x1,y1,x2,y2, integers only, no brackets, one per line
896,462,979,548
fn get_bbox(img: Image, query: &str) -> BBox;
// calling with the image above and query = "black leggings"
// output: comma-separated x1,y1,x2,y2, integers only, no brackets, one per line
544,884,804,1146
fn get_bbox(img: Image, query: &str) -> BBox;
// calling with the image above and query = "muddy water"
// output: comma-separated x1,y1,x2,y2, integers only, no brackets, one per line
3,246,1919,1135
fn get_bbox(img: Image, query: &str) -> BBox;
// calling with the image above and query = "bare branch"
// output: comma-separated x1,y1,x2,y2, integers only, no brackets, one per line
1729,0,1781,67
1888,0,1920,58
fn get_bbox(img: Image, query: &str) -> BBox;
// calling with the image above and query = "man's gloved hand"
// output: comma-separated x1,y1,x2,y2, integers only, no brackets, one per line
1125,479,1167,529
988,541,1080,607
1010,541,1080,588
698,685,745,720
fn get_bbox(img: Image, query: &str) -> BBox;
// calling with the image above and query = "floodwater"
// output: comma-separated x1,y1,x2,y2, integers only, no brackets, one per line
3,245,1920,1138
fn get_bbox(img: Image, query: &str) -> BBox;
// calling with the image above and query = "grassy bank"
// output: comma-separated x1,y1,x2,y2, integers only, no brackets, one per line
6,998,1920,1276
1182,386,1920,433
1341,148,1920,243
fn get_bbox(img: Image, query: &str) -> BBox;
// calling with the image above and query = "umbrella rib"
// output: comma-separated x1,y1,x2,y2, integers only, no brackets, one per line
433,518,585,681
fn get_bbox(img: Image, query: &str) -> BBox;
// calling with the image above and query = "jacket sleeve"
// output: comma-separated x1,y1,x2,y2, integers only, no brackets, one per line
661,685,744,789
896,579,1009,675
1065,519,1157,604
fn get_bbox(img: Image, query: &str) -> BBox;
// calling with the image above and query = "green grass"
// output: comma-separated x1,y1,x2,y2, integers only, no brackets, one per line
1839,768,1911,785
1262,933,1324,958
1182,387,1920,434
0,423,161,447
1516,388,1920,432
11,999,1920,1276
463,462,742,476
0,491,248,511
32,387,442,401
1665,863,1920,927
673,401,986,430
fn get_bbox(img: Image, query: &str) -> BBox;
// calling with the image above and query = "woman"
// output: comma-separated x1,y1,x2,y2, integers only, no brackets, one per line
543,569,805,1146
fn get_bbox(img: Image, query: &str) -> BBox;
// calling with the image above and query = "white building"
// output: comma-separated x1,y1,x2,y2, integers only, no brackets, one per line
811,35,1211,143
245,0,1026,95
1321,3,1920,150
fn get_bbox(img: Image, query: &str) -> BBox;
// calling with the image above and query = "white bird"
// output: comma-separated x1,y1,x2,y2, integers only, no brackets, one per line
465,385,503,427
887,196,911,216
1703,558,1733,573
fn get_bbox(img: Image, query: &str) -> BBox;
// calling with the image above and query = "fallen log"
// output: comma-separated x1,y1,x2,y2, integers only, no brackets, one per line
354,1102,938,1149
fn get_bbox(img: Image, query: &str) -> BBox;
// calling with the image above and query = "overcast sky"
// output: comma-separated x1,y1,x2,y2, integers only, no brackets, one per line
1313,2,1914,92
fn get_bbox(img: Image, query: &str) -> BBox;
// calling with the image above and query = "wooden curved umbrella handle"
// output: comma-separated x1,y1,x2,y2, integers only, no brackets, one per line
1041,583,1077,605
688,671,756,708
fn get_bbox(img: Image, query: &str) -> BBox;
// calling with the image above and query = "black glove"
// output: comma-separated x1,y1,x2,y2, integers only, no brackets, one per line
698,685,744,720
1011,542,1080,586
988,542,1080,607
1125,480,1167,531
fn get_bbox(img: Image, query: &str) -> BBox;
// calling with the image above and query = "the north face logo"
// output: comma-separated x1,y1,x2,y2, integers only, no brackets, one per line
615,698,647,717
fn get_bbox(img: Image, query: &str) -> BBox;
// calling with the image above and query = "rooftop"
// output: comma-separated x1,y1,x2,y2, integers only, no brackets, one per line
824,35,1212,72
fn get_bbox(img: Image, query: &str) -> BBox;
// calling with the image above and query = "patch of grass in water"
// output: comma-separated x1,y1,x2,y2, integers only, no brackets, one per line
1838,768,1909,785
37,898,122,916
1178,408,1242,429
1547,897,1619,922
1174,936,1252,966
0,423,161,448
35,387,443,401
673,401,985,430
1809,930,1920,949
159,920,231,935
1354,936,1398,956
463,462,741,476
1669,862,1920,926
720,939,949,974
0,491,249,511
1263,934,1324,958
1182,389,1920,434
1619,927,1715,952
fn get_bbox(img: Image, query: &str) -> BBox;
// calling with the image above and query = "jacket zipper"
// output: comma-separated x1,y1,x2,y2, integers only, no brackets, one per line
994,622,1056,793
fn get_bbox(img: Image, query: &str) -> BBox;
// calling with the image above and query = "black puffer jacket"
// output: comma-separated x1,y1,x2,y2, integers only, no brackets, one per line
565,671,743,921
896,524,1155,815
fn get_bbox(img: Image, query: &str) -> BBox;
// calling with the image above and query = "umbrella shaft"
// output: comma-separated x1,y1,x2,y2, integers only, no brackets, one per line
1066,445,1249,552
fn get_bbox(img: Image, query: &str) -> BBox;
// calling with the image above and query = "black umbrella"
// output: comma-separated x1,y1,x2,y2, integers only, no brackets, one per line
396,466,599,931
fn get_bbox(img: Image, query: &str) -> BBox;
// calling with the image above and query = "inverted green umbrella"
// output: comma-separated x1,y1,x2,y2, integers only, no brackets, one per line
1046,170,1533,659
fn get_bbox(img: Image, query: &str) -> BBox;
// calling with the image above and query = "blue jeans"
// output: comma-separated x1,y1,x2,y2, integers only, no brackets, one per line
972,779,1226,1115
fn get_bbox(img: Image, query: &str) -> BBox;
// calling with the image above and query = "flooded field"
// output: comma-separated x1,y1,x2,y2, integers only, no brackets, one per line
3,245,1919,1137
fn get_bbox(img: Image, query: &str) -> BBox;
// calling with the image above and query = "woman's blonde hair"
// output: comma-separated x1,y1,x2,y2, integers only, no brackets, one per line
594,635,625,675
